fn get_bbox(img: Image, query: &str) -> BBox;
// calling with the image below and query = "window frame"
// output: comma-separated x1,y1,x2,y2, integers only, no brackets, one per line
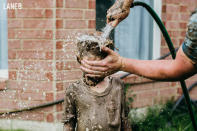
0,0,8,79
152,0,162,59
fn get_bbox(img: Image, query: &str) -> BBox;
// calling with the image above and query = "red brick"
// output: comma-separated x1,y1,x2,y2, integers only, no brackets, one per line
9,71,17,80
63,41,77,50
168,31,180,37
56,103,63,112
7,81,53,91
190,87,197,100
7,10,15,18
56,82,63,91
8,61,23,70
63,82,73,90
56,61,79,70
159,88,177,97
166,21,180,29
166,0,180,5
56,50,76,60
9,112,45,121
17,71,52,81
16,30,53,39
56,0,63,8
8,40,21,49
162,5,166,13
56,70,82,81
179,22,187,29
8,29,16,39
56,112,63,121
56,9,83,19
8,50,16,59
89,0,95,9
65,0,88,8
45,9,53,18
88,20,95,28
56,41,63,49
85,10,95,19
23,40,53,50
7,0,22,3
46,72,53,81
46,113,54,122
46,93,54,101
17,51,53,60
166,5,179,13
46,51,53,60
56,20,63,29
17,9,45,18
55,29,89,39
180,14,190,22
65,20,88,29
137,91,158,100
56,92,64,100
23,0,54,8
8,20,22,28
0,100,18,109
24,61,53,71
20,91,46,101
0,81,6,90
166,14,180,21
180,5,188,12
24,20,53,29
132,98,153,108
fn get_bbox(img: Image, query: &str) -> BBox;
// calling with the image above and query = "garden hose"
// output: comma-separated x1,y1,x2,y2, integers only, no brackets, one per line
131,1,197,129
0,48,179,116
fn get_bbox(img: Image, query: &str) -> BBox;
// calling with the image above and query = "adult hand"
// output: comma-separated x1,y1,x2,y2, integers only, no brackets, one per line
107,0,133,27
80,46,123,78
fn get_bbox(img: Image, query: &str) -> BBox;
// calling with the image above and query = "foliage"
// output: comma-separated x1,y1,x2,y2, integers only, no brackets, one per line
130,101,197,131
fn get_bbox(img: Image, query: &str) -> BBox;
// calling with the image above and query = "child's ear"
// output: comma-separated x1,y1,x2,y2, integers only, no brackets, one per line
76,56,81,64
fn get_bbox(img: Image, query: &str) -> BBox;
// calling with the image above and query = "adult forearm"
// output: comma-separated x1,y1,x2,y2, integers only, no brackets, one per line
121,58,186,81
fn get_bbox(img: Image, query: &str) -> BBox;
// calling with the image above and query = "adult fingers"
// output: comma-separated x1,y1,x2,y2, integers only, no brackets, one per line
80,66,104,75
81,60,108,72
83,59,106,67
108,20,119,27
101,46,115,55
85,74,103,78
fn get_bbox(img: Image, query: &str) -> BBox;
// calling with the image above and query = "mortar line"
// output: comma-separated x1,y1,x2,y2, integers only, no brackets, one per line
52,0,57,122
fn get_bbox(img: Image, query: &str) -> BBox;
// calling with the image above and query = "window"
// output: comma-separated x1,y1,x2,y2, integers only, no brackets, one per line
96,0,162,60
0,0,8,79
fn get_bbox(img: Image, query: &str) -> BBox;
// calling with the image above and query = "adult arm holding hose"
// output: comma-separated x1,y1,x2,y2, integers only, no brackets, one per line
81,0,197,81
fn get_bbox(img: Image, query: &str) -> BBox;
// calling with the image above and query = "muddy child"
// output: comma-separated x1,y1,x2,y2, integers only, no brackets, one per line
62,33,131,131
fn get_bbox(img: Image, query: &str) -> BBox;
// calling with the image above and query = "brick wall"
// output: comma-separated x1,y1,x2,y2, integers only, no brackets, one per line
0,0,196,123
1,0,95,123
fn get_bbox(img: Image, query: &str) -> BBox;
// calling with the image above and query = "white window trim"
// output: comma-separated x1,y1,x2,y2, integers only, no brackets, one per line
152,0,162,59
0,69,8,79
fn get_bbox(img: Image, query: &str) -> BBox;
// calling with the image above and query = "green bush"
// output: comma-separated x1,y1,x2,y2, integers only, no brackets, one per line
130,101,197,131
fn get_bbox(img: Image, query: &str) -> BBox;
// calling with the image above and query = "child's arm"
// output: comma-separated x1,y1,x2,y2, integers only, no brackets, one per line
62,84,77,130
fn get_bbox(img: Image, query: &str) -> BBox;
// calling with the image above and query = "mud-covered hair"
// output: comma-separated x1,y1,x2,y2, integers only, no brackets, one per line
76,33,114,64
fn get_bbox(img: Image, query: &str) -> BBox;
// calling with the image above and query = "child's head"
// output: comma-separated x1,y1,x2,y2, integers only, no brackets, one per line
76,33,114,64
76,33,114,84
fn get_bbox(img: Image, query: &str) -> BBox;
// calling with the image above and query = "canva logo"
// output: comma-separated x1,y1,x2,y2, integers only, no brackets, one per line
3,3,22,10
